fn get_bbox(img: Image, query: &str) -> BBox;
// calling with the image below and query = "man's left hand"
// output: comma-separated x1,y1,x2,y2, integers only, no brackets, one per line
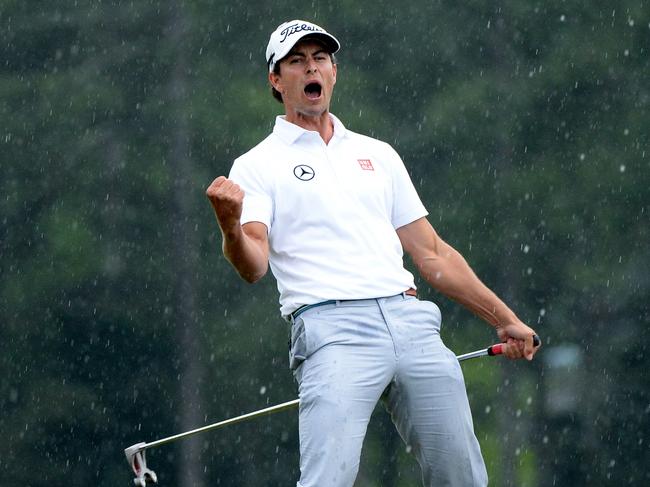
495,322,540,361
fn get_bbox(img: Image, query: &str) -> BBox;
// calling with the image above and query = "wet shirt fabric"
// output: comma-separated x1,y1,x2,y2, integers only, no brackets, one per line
229,114,428,316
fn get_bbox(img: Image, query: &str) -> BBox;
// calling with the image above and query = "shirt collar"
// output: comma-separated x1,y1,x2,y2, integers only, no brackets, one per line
273,113,348,145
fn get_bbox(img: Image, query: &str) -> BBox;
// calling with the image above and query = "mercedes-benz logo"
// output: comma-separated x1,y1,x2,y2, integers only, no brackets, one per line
293,164,315,181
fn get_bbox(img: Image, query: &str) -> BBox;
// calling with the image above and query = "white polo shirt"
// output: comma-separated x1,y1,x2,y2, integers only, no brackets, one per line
229,114,428,316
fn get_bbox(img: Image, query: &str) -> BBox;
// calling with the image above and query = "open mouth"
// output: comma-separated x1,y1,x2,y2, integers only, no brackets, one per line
304,82,322,100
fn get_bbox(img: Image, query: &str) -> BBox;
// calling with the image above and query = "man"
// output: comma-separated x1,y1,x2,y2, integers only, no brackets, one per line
206,19,539,487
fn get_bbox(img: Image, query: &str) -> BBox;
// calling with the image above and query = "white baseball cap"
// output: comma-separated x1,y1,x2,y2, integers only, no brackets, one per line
266,20,340,72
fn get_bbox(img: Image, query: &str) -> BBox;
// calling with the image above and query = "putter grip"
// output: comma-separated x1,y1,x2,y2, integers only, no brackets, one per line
487,343,503,356
487,335,541,356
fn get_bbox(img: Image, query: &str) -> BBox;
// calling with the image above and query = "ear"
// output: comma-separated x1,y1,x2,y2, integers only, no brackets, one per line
269,71,282,93
332,62,337,86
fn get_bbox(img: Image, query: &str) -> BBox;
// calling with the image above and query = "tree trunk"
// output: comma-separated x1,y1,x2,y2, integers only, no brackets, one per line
166,3,205,487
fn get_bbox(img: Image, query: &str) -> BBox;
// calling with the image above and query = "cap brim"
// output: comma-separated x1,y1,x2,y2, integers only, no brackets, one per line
269,31,340,71
299,33,340,54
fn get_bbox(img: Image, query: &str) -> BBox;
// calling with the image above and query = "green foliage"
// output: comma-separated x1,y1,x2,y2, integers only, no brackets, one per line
1,0,648,486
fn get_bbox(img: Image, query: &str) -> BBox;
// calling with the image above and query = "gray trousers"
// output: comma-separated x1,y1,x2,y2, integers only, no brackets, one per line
289,294,488,487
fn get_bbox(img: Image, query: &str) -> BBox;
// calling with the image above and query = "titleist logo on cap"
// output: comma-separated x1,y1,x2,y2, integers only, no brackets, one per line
279,22,324,43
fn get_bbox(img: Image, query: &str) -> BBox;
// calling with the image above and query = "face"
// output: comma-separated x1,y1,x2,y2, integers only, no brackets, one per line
269,40,337,119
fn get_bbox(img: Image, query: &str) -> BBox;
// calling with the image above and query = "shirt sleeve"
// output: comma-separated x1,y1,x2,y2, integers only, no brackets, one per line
228,157,273,231
385,144,428,229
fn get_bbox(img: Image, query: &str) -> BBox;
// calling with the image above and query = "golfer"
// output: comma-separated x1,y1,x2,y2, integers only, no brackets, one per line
206,19,539,487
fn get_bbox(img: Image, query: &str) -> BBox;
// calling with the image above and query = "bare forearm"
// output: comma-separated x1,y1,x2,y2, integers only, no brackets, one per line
205,176,268,283
221,225,268,283
415,241,517,328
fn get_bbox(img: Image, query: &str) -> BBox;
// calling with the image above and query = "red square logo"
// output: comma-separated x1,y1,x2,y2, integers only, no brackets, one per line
358,159,374,171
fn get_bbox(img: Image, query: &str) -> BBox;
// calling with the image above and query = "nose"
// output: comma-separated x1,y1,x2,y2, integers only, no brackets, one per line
305,59,317,74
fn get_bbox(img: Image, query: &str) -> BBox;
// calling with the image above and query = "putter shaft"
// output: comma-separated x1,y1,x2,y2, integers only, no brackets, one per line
142,398,300,450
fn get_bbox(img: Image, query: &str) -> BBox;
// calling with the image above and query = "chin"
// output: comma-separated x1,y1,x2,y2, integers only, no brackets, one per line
299,105,328,117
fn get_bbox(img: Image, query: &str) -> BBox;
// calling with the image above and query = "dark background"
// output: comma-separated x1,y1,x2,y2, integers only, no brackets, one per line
1,1,648,485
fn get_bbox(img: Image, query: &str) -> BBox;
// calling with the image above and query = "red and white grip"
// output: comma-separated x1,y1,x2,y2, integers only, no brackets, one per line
487,335,541,356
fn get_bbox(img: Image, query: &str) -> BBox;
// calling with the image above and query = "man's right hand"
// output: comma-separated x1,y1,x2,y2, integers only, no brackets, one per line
205,176,269,283
205,176,244,233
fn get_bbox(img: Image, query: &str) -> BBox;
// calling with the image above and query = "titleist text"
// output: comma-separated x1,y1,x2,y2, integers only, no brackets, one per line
279,23,323,43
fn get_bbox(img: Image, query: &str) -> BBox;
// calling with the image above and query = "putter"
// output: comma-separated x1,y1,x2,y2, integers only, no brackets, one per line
124,335,540,485
124,443,157,487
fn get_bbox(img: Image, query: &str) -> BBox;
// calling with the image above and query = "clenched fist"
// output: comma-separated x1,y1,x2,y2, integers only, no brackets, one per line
205,176,244,233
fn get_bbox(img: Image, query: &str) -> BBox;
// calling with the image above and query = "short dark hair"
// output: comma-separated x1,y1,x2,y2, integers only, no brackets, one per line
270,52,337,104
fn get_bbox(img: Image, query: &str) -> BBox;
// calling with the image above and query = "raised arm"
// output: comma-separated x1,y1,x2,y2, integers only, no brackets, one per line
397,217,539,360
205,176,269,283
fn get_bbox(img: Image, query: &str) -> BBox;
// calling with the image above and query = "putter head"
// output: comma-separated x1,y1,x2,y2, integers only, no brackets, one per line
124,443,158,486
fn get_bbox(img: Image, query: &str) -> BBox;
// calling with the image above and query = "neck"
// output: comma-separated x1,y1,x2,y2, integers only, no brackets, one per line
284,109,334,144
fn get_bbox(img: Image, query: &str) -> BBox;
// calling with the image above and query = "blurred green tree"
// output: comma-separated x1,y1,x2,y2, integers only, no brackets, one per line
1,1,647,486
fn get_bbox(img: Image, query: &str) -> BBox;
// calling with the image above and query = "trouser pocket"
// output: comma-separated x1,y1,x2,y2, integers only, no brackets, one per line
288,316,307,370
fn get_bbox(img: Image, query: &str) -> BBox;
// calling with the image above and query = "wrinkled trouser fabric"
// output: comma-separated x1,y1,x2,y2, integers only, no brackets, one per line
289,294,488,487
